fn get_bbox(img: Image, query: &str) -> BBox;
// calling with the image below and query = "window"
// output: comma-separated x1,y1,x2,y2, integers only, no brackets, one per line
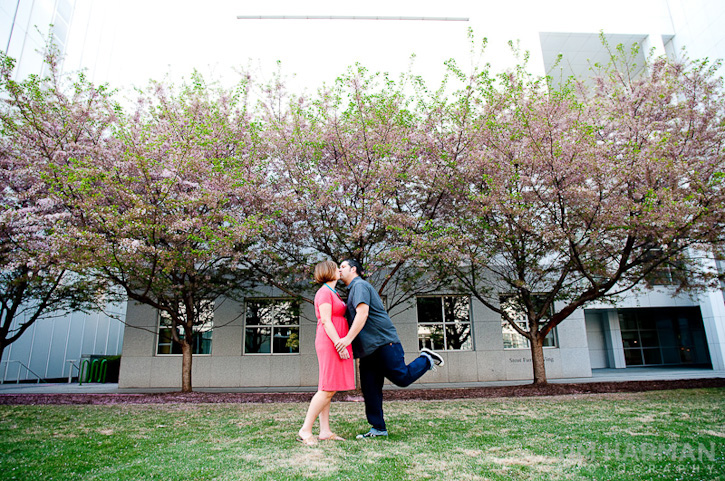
416,296,472,351
500,295,557,349
619,307,709,366
157,301,213,355
244,299,300,354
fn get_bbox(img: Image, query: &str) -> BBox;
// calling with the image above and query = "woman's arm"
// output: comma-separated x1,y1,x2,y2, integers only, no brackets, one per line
318,303,350,359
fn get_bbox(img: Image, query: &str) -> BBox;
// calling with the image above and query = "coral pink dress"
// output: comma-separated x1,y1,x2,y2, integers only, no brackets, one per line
314,285,355,391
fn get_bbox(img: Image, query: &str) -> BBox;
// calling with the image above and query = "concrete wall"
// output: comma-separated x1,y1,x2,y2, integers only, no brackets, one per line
118,293,593,389
120,295,319,389
118,278,725,389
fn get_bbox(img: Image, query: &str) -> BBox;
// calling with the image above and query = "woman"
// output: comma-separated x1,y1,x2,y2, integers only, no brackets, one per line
297,260,355,445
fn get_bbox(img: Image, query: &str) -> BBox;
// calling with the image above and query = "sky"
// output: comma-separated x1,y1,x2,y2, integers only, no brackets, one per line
62,0,687,95
68,0,482,93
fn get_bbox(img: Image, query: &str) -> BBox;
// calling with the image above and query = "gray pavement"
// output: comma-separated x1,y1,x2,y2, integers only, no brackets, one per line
0,367,723,394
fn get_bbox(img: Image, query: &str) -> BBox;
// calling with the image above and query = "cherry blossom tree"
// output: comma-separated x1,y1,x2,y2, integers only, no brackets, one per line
410,45,725,384
45,73,271,392
256,66,452,314
0,49,109,365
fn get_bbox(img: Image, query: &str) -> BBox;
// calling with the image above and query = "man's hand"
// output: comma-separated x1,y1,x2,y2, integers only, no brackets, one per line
335,337,351,355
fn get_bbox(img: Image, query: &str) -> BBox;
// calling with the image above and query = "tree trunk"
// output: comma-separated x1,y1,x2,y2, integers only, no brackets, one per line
530,335,548,385
181,341,193,392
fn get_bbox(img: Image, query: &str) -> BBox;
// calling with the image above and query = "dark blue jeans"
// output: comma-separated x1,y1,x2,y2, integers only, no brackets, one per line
359,342,431,431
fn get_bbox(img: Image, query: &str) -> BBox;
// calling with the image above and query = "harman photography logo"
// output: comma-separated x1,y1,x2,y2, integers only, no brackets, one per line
558,441,722,478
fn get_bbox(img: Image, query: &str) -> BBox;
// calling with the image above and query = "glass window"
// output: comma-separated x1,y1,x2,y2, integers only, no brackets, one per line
417,296,472,351
624,348,644,365
157,301,213,355
500,295,557,349
618,307,708,366
244,299,300,354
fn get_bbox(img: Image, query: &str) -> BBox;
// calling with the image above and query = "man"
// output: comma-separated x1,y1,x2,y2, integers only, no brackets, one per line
335,259,444,438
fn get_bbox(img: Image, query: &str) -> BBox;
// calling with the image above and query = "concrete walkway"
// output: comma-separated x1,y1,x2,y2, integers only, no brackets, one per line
1,367,723,394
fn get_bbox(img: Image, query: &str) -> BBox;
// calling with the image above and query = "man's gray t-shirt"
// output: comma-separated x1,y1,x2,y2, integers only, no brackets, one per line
345,276,400,358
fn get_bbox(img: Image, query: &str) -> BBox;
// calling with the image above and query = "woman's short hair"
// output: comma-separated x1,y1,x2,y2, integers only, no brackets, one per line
314,260,338,284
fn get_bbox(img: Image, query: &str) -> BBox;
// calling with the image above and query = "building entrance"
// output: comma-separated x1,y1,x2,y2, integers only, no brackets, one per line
619,307,711,367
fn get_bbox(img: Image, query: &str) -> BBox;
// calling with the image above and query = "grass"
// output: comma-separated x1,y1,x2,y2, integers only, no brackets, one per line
1,388,723,480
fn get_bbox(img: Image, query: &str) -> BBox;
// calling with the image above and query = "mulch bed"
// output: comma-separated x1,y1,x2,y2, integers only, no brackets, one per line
1,378,723,405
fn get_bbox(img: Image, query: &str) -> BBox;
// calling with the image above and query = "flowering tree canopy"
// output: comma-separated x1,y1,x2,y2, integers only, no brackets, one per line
3,37,724,390
44,73,271,392
257,66,452,313
0,49,108,364
408,44,725,384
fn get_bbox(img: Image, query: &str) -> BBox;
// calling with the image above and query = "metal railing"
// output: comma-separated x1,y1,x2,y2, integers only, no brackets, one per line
67,360,79,383
67,358,109,385
0,360,43,384
78,358,108,385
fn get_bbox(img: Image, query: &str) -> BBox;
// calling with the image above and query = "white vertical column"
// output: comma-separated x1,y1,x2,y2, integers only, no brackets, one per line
605,310,627,368
692,252,725,371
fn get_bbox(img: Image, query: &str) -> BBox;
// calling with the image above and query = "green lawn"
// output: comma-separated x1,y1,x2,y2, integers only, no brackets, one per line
1,388,723,480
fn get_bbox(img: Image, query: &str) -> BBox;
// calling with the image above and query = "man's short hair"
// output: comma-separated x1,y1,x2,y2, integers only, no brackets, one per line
314,260,338,284
344,259,365,278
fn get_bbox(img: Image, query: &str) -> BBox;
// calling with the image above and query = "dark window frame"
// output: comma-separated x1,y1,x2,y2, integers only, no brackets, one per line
156,300,214,356
499,295,558,349
244,298,301,355
416,295,473,351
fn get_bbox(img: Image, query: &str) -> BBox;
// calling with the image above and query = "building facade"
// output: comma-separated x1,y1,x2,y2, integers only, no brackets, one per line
118,288,589,389
1,0,74,80
118,280,724,389
2,304,126,383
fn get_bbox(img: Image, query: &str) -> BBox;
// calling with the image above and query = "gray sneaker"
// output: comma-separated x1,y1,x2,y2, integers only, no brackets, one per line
421,348,444,369
356,428,388,439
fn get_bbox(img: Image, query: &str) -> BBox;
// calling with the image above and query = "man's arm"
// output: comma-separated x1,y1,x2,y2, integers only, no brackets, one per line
335,302,368,354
